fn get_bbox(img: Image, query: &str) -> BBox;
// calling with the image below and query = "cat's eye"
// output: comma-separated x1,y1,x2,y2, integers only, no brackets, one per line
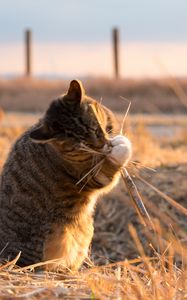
106,125,113,134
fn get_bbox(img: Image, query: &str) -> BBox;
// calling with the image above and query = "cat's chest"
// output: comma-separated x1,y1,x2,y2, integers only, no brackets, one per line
43,214,94,271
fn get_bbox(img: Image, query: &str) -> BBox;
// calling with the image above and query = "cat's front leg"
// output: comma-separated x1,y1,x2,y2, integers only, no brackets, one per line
93,135,132,191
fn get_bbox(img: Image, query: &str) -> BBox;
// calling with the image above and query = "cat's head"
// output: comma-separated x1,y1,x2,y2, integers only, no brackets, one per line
30,80,119,155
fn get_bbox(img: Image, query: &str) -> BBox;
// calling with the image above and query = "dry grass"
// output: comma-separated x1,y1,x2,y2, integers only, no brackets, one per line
0,73,187,298
0,110,186,299
1,77,187,113
0,226,186,299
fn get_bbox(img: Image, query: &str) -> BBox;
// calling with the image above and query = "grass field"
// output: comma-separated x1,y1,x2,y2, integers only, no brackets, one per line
1,77,187,113
0,78,186,299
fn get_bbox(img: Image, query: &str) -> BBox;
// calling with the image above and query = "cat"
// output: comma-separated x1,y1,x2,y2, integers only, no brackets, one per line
0,107,4,122
0,80,132,271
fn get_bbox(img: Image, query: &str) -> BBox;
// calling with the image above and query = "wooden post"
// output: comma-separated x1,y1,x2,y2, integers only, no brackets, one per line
25,29,32,77
112,28,120,79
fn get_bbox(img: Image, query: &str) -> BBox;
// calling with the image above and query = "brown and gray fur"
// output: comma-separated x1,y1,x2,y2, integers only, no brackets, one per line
0,80,131,271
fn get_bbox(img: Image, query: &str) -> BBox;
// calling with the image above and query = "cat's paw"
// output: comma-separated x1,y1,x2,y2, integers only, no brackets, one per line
109,135,132,166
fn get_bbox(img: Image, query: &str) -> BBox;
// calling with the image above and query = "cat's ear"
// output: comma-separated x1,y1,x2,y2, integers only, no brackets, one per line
66,80,85,102
29,124,55,143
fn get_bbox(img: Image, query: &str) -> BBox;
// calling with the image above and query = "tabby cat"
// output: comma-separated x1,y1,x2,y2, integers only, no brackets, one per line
0,80,132,271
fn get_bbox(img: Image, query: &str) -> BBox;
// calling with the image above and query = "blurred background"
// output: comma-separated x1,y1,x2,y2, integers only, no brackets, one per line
1,0,187,79
0,0,187,269
1,0,187,114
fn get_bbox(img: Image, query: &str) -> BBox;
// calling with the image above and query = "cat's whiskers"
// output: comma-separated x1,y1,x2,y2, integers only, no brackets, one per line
79,144,104,156
78,161,103,193
74,143,108,191
129,160,157,173
76,158,105,186
119,96,131,135
107,128,120,136
92,154,99,168
79,148,102,156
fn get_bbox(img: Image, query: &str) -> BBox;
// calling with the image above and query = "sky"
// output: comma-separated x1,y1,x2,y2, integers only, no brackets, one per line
1,0,187,78
0,0,187,43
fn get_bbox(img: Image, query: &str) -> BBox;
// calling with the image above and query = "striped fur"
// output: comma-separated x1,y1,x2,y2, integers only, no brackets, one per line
0,80,131,271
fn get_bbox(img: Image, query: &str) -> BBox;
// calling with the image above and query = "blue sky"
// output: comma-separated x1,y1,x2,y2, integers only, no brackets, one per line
0,0,187,43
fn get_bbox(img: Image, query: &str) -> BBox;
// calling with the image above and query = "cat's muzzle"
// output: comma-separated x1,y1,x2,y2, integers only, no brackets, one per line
103,135,132,167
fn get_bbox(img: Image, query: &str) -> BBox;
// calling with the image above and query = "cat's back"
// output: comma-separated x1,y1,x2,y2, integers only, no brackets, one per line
0,126,60,233
1,126,51,200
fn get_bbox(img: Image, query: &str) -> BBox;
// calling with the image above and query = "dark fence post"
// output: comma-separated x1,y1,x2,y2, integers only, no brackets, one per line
25,29,32,77
112,27,120,79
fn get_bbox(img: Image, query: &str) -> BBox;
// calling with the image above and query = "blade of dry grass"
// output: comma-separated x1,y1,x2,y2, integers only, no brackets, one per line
119,96,132,135
0,252,21,271
136,175,187,217
128,224,160,300
121,168,155,230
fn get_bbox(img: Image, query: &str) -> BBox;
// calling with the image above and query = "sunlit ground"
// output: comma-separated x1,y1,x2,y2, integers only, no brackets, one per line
0,112,187,299
0,78,186,298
